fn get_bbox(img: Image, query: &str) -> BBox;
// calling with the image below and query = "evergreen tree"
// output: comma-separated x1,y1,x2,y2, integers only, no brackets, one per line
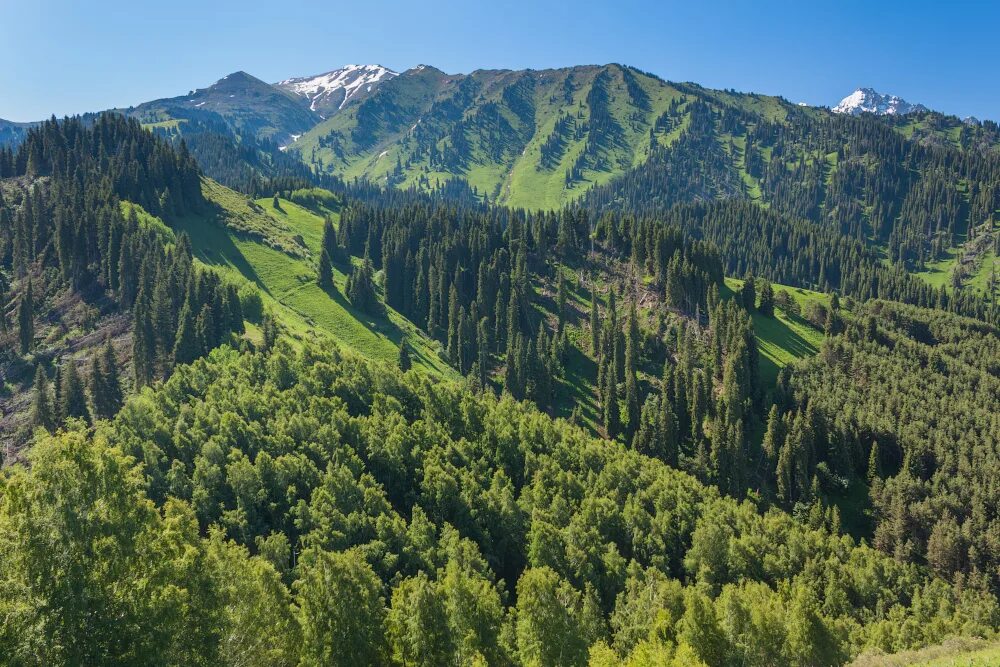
59,360,90,424
624,298,640,437
758,279,775,317
602,363,620,438
132,299,153,389
589,285,600,355
476,317,491,386
398,341,412,372
740,275,756,312
173,299,200,365
196,303,217,355
867,440,881,482
89,339,124,420
31,365,54,432
17,279,34,355
317,248,335,291
346,258,378,313
556,270,568,334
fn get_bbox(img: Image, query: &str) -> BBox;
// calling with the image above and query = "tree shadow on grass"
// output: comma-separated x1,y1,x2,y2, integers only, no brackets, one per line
174,208,268,295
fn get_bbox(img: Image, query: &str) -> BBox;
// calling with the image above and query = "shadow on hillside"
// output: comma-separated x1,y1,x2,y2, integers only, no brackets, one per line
175,205,268,295
555,344,599,426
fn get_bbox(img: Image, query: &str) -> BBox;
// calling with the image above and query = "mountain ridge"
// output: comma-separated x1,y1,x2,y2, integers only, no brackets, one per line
276,64,397,117
832,86,929,116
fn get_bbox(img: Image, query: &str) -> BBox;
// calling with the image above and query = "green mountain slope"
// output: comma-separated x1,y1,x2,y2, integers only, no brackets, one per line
289,64,690,208
174,178,455,377
3,335,993,663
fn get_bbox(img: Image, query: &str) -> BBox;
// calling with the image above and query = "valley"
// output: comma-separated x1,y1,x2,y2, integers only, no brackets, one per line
0,40,999,666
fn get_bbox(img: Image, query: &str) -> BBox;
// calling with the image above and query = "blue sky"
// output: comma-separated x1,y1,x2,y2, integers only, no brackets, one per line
1,0,997,121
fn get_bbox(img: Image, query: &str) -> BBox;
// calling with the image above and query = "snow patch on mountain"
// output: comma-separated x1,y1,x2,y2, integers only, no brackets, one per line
833,88,928,116
277,65,396,111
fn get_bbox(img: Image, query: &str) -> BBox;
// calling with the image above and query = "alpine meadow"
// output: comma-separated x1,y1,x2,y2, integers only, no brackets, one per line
1,2,1000,665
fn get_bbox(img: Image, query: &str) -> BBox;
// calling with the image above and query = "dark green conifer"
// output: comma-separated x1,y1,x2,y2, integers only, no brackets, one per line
17,279,34,355
59,359,89,424
31,365,54,432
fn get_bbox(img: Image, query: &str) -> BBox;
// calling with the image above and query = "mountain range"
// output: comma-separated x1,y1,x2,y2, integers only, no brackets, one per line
2,56,1000,666
3,64,998,211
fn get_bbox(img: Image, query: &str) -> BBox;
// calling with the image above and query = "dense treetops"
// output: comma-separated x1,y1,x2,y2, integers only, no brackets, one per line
786,300,1000,591
0,339,995,665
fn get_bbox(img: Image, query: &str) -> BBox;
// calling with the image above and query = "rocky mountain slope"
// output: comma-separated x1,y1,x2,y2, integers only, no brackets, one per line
832,87,929,115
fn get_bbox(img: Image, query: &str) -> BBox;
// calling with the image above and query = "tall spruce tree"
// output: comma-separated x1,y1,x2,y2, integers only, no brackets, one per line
31,365,54,432
59,360,90,424
17,279,34,355
318,248,335,291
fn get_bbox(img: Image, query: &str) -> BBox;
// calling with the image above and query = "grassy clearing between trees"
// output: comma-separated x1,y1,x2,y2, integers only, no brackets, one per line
174,180,456,377
724,278,829,385
849,637,1000,666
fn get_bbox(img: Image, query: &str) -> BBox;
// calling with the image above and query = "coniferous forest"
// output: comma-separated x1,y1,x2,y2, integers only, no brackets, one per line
1,54,1000,666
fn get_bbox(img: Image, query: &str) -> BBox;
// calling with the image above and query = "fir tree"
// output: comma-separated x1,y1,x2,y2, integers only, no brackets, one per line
318,248,335,291
89,339,123,420
17,279,34,355
31,365,54,432
173,299,200,365
556,270,568,334
867,440,882,482
624,298,640,437
758,279,775,317
589,286,600,355
398,341,412,372
59,360,90,424
740,275,756,312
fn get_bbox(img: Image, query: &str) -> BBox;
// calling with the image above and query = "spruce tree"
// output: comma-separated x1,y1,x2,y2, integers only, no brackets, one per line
624,298,640,437
173,299,200,365
17,279,34,355
740,275,756,312
602,365,620,438
102,337,124,417
196,303,216,356
867,440,881,482
318,248,335,291
89,339,123,420
589,286,600,355
476,317,490,386
31,365,54,432
132,293,156,388
59,360,90,424
398,341,412,372
758,280,775,317
556,271,568,334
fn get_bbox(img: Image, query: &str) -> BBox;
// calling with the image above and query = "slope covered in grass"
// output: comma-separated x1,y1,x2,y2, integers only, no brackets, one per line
724,278,830,384
175,179,455,377
849,637,1000,667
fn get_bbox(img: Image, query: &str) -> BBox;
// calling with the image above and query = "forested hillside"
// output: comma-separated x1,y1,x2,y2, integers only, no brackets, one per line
1,340,995,665
0,69,999,665
786,300,1000,590
84,62,999,300
0,117,249,456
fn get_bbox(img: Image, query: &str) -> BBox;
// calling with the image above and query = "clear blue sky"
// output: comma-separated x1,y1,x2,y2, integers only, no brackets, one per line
2,0,997,122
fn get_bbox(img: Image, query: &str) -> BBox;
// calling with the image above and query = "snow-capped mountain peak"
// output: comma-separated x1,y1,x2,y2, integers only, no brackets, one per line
832,88,928,116
277,64,397,113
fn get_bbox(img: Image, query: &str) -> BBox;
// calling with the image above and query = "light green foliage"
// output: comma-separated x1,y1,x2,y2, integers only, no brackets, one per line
1,339,995,663
296,548,387,667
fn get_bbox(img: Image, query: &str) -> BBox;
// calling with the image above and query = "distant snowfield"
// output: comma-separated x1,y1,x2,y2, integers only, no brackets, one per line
833,87,928,116
277,64,397,111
